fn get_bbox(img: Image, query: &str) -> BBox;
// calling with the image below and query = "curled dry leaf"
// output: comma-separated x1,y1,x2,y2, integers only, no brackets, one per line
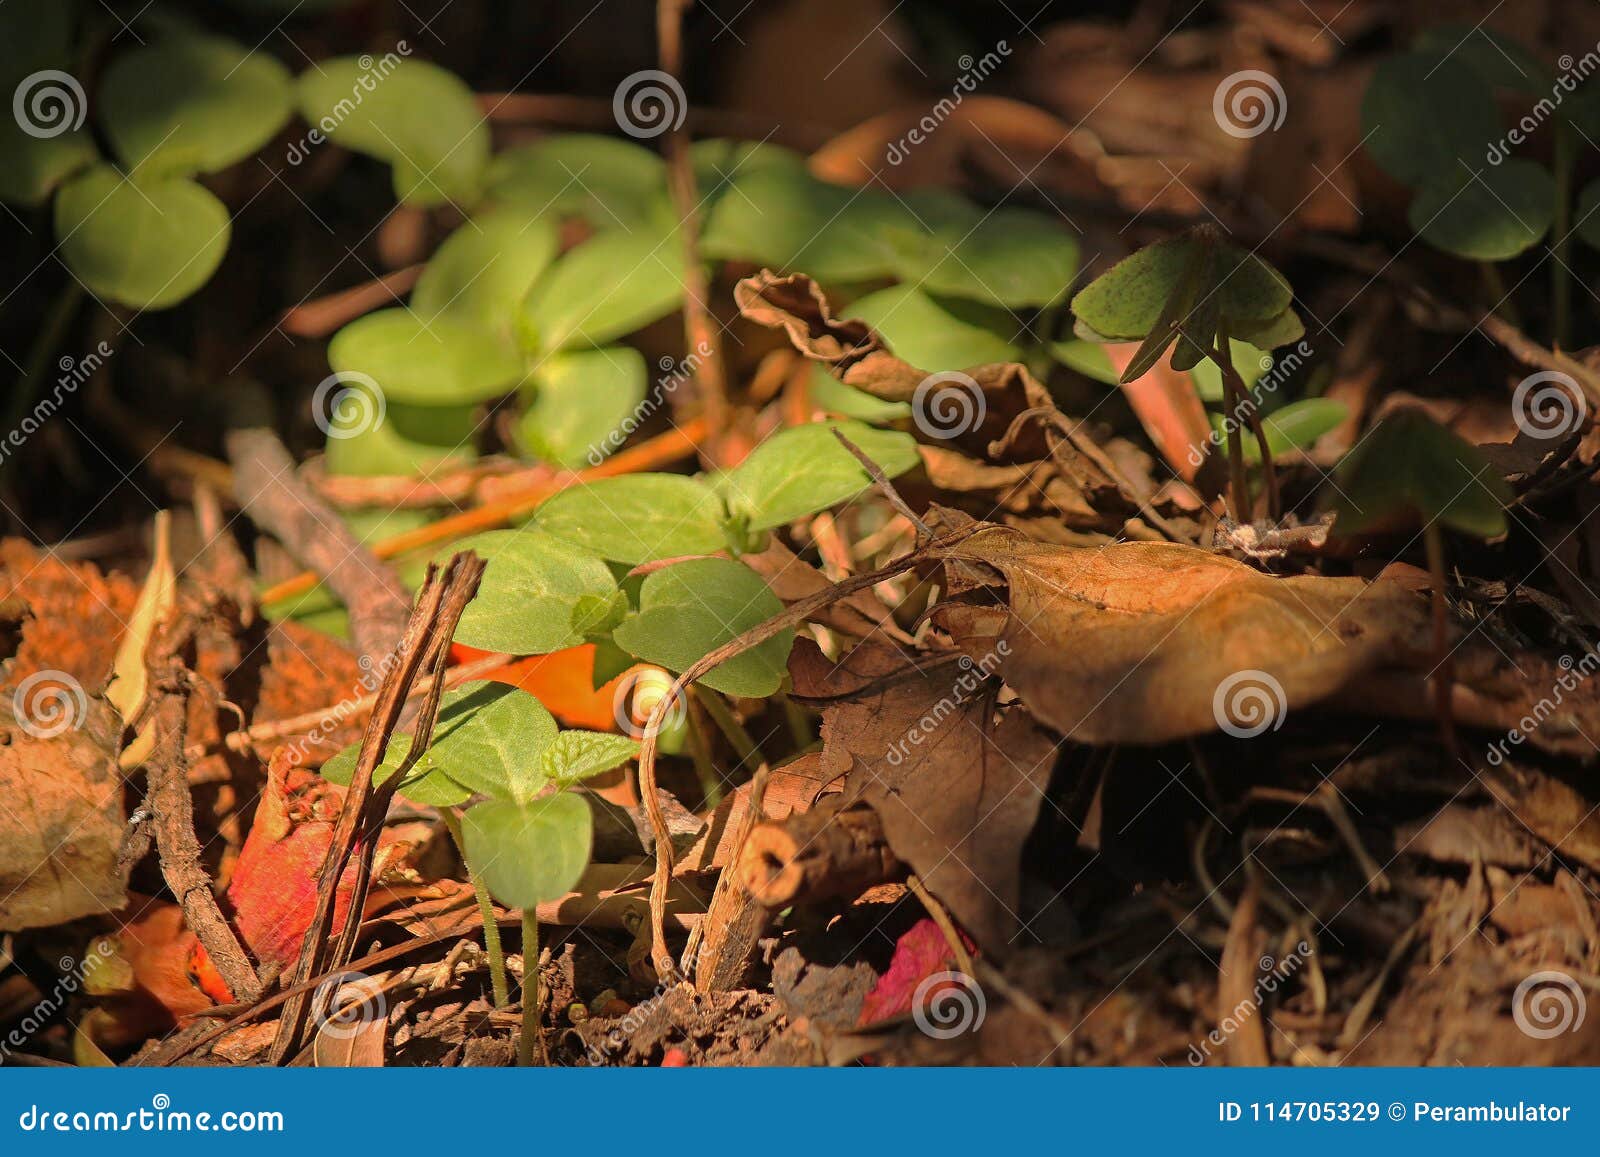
792,640,1058,953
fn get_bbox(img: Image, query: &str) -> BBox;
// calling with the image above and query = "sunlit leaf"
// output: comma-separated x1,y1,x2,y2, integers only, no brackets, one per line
412,207,559,340
101,33,293,176
518,346,646,469
1219,397,1346,462
55,165,230,309
485,134,666,226
463,792,591,909
896,206,1079,308
328,307,524,405
519,226,686,352
718,420,920,532
322,392,479,476
297,55,489,207
320,733,471,807
534,474,727,564
540,730,639,787
849,284,1019,369
449,529,625,656
612,558,792,697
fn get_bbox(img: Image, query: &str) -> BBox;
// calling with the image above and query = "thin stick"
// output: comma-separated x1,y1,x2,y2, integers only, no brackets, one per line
692,686,763,773
906,873,975,979
657,0,729,449
1210,334,1279,521
268,554,485,1063
259,419,707,606
831,427,933,538
439,809,509,1007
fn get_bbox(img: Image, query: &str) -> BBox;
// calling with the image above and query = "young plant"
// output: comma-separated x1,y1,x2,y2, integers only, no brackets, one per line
1068,225,1305,520
1327,409,1511,751
1361,27,1600,344
321,681,636,1061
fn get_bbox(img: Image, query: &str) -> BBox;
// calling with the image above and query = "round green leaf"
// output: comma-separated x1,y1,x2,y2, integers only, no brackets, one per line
519,227,686,352
413,208,559,339
611,558,792,697
691,138,806,212
1360,53,1501,187
449,529,624,656
717,420,920,532
463,792,592,909
518,346,647,469
1330,409,1510,539
328,308,524,405
322,394,479,477
55,165,230,309
484,134,665,226
1409,159,1554,261
297,55,488,207
0,120,96,207
534,474,727,564
849,284,1019,370
896,207,1080,308
101,34,293,176
417,681,558,803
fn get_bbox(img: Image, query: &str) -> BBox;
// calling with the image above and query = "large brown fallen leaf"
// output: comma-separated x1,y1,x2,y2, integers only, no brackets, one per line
791,640,1059,953
929,523,1435,745
0,694,127,930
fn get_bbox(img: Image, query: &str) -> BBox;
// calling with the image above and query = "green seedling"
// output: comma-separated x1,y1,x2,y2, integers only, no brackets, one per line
1069,225,1304,520
1328,409,1511,751
1362,27,1600,344
322,681,637,1056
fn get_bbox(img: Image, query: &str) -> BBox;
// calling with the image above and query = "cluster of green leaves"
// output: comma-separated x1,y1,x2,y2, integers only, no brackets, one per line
449,419,918,695
316,103,1081,478
1065,227,1341,474
1,3,294,307
321,681,636,909
1361,26,1600,262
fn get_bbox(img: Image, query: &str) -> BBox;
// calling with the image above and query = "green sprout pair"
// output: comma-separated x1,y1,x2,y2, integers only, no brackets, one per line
323,681,637,1064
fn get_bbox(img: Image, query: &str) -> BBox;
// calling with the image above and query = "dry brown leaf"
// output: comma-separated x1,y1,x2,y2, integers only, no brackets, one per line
792,640,1059,953
929,525,1432,744
0,694,127,930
